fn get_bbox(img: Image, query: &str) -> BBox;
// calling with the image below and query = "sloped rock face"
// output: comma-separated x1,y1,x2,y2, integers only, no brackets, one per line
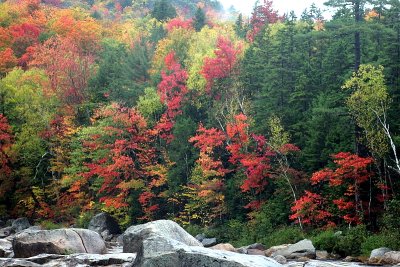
88,213,121,236
12,228,107,258
138,245,283,267
122,219,282,267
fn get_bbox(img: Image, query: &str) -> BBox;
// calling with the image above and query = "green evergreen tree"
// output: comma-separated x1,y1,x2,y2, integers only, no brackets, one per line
234,13,247,38
151,0,177,21
193,7,206,32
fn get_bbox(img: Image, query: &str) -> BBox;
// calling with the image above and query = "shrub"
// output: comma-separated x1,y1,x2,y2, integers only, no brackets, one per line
361,234,390,256
312,229,338,252
75,211,95,228
335,225,367,256
40,220,65,230
382,199,400,232
260,226,304,248
183,223,203,237
226,219,255,247
361,232,400,256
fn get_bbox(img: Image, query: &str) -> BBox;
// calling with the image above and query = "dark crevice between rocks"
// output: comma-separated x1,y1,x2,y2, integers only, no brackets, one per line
70,229,88,253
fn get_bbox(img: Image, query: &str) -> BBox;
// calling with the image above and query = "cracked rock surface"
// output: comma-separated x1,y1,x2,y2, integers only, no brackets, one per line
12,228,106,258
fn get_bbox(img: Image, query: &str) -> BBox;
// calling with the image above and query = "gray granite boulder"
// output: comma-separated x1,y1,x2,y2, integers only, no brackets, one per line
201,237,217,247
271,239,315,259
88,213,121,236
369,247,392,263
122,220,282,267
12,228,106,258
123,220,202,253
11,218,31,233
381,251,400,264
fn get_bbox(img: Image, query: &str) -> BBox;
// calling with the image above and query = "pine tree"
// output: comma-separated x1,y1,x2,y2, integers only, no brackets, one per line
151,0,177,21
193,7,206,32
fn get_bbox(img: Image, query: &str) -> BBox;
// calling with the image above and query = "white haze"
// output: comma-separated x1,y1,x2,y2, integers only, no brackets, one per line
219,0,330,17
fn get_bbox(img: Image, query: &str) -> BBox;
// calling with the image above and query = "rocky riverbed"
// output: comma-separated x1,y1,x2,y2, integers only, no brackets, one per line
0,214,399,267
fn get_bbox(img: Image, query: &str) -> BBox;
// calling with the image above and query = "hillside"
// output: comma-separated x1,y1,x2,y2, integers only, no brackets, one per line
1,0,400,256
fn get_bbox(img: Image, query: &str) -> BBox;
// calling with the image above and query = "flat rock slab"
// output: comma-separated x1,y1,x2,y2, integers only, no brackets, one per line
0,258,42,267
0,253,136,267
283,260,378,267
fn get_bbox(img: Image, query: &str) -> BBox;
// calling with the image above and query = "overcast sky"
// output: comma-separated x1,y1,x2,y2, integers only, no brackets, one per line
219,0,329,17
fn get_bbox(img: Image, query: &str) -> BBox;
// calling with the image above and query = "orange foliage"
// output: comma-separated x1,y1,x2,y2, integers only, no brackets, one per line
0,48,17,73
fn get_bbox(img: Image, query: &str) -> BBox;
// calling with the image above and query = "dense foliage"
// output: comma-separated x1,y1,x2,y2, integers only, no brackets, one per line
1,0,400,255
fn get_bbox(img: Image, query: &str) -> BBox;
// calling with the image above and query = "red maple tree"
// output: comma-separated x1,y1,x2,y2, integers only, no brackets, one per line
201,36,241,94
247,0,282,42
154,52,188,142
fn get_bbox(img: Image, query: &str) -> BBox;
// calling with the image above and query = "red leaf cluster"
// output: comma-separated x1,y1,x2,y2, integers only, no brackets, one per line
247,0,283,42
201,36,241,94
292,152,374,226
0,114,13,197
154,52,188,142
290,191,333,226
166,18,193,32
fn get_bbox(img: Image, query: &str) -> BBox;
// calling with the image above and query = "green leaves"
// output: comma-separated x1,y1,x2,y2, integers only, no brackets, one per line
343,64,390,157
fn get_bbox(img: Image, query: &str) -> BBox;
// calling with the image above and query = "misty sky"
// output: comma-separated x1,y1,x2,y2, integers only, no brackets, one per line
219,0,329,17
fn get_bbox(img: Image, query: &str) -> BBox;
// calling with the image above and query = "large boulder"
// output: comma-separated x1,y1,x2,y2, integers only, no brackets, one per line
122,220,282,267
271,239,316,259
12,228,107,258
369,247,392,263
201,237,217,247
11,218,31,233
88,213,121,236
0,227,12,238
265,244,290,257
382,251,400,264
123,220,202,253
316,250,329,260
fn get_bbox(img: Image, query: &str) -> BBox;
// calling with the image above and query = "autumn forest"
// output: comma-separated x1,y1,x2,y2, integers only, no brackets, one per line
1,0,400,256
